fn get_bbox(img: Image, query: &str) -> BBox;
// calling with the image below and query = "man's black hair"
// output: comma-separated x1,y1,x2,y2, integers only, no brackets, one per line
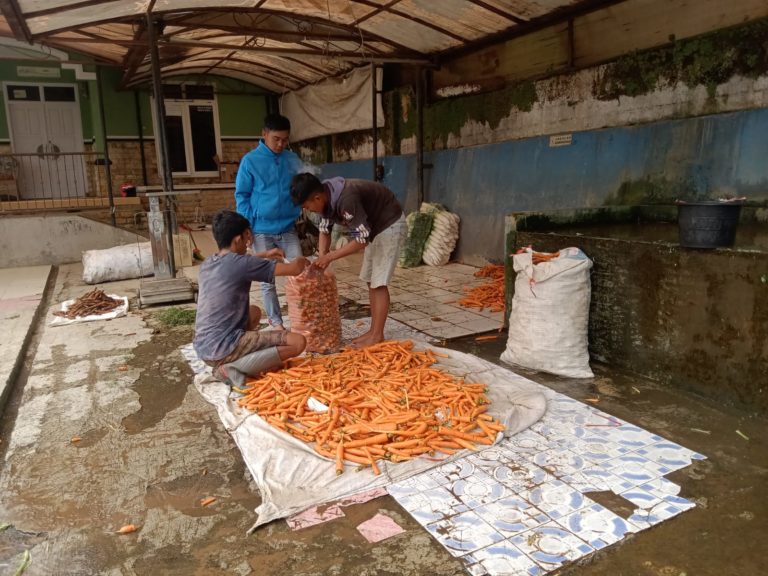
263,113,291,132
290,173,323,206
212,210,250,249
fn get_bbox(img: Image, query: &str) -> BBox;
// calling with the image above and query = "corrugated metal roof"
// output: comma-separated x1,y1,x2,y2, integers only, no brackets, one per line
0,0,614,91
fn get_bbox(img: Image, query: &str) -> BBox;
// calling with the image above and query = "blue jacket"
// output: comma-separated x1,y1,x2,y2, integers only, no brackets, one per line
235,142,302,234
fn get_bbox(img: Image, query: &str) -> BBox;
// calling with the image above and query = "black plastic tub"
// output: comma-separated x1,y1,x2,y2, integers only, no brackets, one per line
677,201,743,249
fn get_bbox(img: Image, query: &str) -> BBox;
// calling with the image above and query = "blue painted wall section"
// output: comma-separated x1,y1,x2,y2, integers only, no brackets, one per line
318,108,768,262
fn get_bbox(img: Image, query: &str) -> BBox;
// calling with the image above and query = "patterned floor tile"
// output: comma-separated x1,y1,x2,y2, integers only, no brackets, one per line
450,474,513,509
465,541,546,576
510,523,594,571
633,441,706,471
475,495,550,537
602,455,673,486
426,511,505,557
559,468,634,495
554,503,635,549
490,462,554,494
518,479,592,520
533,447,590,478
396,485,471,525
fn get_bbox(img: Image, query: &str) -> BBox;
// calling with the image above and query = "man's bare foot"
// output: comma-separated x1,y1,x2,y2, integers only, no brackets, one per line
352,330,372,344
349,334,384,349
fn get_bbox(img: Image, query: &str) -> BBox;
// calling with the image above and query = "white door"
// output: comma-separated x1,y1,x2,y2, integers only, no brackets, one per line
5,83,86,199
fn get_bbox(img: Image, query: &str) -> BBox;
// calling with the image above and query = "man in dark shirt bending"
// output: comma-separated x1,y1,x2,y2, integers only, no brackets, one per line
194,210,309,386
290,173,406,348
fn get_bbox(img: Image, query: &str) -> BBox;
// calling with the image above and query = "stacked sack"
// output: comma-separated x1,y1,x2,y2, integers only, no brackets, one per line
421,203,460,266
398,211,434,268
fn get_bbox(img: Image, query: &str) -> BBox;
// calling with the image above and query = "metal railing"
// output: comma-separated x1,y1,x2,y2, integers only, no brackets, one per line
0,151,113,208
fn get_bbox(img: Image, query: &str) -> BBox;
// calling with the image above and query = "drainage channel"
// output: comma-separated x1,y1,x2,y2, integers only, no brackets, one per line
0,265,59,456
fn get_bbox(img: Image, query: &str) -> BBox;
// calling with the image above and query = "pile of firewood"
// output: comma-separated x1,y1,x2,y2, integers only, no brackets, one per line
53,289,122,319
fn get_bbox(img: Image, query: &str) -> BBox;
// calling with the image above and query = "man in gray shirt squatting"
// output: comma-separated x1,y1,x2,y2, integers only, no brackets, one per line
194,210,310,386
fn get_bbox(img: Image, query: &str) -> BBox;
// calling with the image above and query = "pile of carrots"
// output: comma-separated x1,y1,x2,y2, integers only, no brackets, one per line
458,264,505,312
235,340,504,475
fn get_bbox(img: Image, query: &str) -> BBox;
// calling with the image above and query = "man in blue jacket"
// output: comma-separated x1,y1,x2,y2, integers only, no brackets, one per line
235,113,303,330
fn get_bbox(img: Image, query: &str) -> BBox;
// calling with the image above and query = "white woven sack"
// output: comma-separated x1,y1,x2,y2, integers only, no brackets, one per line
422,211,460,266
501,247,594,378
82,242,154,284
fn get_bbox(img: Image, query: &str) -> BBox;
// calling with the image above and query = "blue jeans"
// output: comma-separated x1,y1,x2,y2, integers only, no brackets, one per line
252,230,302,327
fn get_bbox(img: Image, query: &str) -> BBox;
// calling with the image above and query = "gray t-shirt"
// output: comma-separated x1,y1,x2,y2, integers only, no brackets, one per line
193,252,275,362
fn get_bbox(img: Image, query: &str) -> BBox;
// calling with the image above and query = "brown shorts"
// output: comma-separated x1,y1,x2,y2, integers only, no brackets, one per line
206,329,287,368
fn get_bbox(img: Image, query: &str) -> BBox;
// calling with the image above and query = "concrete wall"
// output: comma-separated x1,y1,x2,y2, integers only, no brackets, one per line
317,106,768,264
508,229,768,414
0,214,141,267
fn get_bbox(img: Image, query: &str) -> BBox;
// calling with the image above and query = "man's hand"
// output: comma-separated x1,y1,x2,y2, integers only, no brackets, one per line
263,247,285,261
313,252,334,270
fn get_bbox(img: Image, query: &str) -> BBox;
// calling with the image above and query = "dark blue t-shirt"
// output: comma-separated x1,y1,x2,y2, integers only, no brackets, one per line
193,252,275,361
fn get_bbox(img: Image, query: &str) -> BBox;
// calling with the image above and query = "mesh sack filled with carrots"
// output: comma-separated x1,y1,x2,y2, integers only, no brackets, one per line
235,340,505,476
285,265,342,354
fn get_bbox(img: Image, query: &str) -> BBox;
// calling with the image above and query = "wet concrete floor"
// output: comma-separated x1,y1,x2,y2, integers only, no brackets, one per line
0,264,765,575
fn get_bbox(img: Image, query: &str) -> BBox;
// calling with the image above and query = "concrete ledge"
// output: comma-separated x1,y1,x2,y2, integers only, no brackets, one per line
0,265,54,414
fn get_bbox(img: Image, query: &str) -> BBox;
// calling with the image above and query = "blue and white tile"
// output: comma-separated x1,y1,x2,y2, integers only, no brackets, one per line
510,523,594,572
467,444,518,468
426,511,505,557
572,434,631,463
502,430,551,456
634,441,706,471
426,459,480,486
554,502,635,550
465,541,546,576
519,479,592,520
491,462,554,494
395,485,470,525
603,455,672,486
599,424,664,449
451,472,512,509
559,468,634,495
475,495,550,537
638,478,696,511
533,447,590,478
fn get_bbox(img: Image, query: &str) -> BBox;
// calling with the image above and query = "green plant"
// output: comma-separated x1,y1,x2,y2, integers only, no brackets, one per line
156,307,196,327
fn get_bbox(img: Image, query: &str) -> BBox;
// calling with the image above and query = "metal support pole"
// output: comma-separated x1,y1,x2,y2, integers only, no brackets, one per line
147,15,175,276
96,66,115,226
371,62,377,181
134,90,148,186
416,67,425,206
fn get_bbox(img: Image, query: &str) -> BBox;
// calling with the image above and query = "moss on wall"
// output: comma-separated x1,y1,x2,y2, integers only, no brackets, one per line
595,17,768,100
424,81,537,148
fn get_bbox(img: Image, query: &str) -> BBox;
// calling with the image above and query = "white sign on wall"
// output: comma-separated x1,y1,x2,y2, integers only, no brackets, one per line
17,66,60,78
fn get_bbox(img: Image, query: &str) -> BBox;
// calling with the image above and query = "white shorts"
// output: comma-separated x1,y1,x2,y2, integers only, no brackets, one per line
359,214,407,288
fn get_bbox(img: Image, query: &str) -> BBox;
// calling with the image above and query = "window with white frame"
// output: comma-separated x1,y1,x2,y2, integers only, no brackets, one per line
153,84,222,177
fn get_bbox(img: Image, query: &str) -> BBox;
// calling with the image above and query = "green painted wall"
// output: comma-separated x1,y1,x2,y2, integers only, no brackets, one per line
0,62,270,146
0,61,95,142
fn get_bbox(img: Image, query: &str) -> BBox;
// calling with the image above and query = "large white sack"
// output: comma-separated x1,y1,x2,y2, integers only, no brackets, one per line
82,242,154,284
501,247,594,378
422,210,460,266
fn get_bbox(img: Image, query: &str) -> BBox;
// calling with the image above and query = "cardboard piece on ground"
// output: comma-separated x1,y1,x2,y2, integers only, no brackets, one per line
357,513,405,543
286,487,388,530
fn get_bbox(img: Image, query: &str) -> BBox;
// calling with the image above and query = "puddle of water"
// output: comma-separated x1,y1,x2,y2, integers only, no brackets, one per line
121,329,192,435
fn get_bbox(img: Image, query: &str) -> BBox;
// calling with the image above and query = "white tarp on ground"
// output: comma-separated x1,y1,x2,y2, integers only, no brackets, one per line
281,66,384,142
50,294,128,326
185,343,547,532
